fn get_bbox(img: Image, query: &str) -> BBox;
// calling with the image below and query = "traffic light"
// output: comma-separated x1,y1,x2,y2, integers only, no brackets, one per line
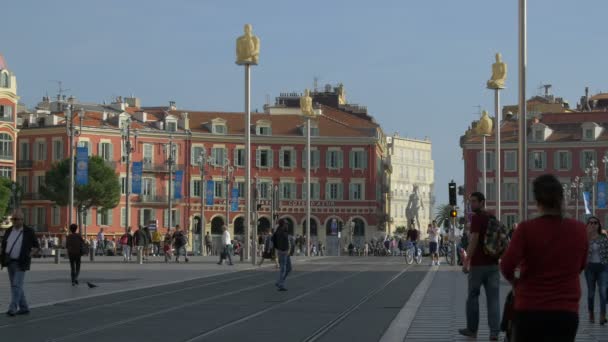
450,209,458,218
449,181,457,206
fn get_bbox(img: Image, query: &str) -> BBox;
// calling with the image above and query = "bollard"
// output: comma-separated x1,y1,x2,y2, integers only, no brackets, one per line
90,246,95,262
54,249,60,264
137,247,143,264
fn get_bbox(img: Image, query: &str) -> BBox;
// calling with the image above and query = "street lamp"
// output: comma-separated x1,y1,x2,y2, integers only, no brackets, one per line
223,158,234,233
198,150,212,255
586,160,599,216
164,136,176,230
121,118,137,234
571,176,584,221
66,105,84,229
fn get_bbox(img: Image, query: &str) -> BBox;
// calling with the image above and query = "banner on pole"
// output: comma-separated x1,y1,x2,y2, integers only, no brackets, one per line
206,180,214,206
131,161,142,194
231,188,239,211
598,182,606,209
75,147,88,185
174,170,183,199
583,191,591,215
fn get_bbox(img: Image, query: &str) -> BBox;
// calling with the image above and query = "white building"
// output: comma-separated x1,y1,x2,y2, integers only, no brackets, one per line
387,134,435,236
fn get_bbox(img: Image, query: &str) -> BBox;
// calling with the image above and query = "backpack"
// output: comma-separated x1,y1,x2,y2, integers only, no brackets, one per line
482,215,509,258
176,232,187,246
120,234,129,245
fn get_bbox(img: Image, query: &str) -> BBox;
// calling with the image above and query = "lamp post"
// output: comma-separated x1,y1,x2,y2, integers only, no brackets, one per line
586,160,599,216
572,176,584,221
121,119,137,234
198,150,212,255
164,136,176,230
66,105,84,228
562,183,571,211
518,0,528,222
223,158,234,234
477,111,492,198
300,90,317,257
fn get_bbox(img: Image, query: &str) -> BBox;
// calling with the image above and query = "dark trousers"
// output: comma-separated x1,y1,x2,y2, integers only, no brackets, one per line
69,255,81,283
513,310,578,342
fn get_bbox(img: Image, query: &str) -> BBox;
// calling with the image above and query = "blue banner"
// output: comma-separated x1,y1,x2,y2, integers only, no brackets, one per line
583,191,591,215
205,180,214,206
231,188,239,211
131,161,142,194
75,147,88,185
174,170,183,199
598,182,607,209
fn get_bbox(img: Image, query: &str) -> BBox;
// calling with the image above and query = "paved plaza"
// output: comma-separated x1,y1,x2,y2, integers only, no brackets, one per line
0,256,607,341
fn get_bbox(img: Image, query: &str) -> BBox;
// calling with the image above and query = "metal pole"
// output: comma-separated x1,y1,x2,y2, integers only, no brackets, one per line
168,141,173,230
593,174,596,216
306,116,311,257
125,125,130,234
225,166,230,236
200,161,205,255
245,64,252,262
67,105,75,227
482,135,487,196
518,0,528,221
495,89,501,221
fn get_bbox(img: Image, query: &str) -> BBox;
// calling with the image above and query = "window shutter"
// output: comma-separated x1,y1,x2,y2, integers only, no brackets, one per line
349,183,354,199
98,142,103,157
541,152,546,169
338,183,343,200
233,148,238,166
290,183,296,199
121,208,126,227
108,209,113,225
164,209,168,227
325,182,330,200
338,151,344,169
139,209,144,226
175,210,180,227
256,149,261,168
268,150,274,168
42,142,47,160
279,149,284,168
86,209,92,225
97,209,102,226
362,152,368,169
349,151,354,169
302,183,307,199
528,153,534,170
554,151,559,170
302,149,307,169
326,151,331,169
314,183,319,199
291,150,297,168
211,148,217,166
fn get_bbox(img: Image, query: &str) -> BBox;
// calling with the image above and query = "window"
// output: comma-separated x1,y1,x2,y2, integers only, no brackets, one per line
142,178,154,196
504,151,517,172
214,181,224,198
279,148,296,169
477,151,495,171
18,175,28,193
163,209,180,228
477,181,496,201
0,105,13,121
236,181,245,198
166,121,177,132
99,142,112,161
256,148,273,168
33,207,46,227
310,127,320,136
0,167,11,179
302,182,320,200
503,182,518,201
326,150,343,169
191,146,205,165
302,149,320,169
554,151,571,171
530,151,546,170
213,124,227,135
51,206,60,226
19,141,29,161
0,72,9,88
585,129,594,140
0,133,12,159
326,182,343,200
581,150,596,170
77,140,91,156
192,179,202,197
258,181,270,199
350,150,367,169
279,182,296,200
140,208,155,226
350,182,364,200
257,126,271,136
34,141,46,161
52,139,64,161
97,209,113,226
212,147,226,166
120,176,132,195
234,148,245,167
504,214,518,230
120,207,127,227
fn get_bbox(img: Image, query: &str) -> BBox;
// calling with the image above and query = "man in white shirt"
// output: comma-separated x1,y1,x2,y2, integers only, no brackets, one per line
427,221,440,266
217,226,233,266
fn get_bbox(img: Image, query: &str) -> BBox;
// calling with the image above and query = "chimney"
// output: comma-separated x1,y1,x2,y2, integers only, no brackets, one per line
169,101,176,110
179,112,190,130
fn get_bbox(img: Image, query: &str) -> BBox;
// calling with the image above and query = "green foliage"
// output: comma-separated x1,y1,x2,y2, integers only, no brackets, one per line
394,226,406,235
41,156,120,211
435,204,453,228
0,178,12,217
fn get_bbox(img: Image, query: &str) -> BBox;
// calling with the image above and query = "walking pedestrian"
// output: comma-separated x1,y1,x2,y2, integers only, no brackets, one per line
501,174,588,342
583,216,608,324
427,223,440,266
120,227,133,262
152,229,162,256
65,224,84,286
134,226,145,261
1,210,40,316
173,225,189,263
273,220,291,291
217,226,233,265
458,192,500,341
163,229,173,262
96,228,105,256
204,231,212,256
143,226,152,260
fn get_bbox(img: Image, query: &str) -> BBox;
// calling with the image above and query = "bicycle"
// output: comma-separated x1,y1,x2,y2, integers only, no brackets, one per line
438,242,455,266
404,241,422,265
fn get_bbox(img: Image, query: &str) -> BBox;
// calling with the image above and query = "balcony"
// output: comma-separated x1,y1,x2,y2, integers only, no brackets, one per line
0,153,13,161
22,193,45,201
142,162,184,173
134,194,182,203
17,160,33,169
0,115,13,123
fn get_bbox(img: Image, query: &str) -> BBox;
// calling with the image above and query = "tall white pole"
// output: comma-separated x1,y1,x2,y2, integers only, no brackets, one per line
306,116,311,257
67,105,75,227
125,126,130,234
245,64,253,263
483,135,487,196
518,0,528,221
495,89,501,220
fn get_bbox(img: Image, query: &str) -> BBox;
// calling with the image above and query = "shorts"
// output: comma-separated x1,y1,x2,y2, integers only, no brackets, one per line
429,241,438,254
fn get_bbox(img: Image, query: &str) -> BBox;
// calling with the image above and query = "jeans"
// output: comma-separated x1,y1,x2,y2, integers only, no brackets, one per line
176,246,187,261
68,255,81,283
513,310,578,342
585,263,607,315
277,251,292,289
122,245,132,261
219,245,232,264
7,261,28,313
466,264,500,336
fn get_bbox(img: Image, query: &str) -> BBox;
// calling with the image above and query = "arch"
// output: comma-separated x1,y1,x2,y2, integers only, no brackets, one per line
257,216,271,234
278,215,295,235
0,72,9,88
325,216,344,236
210,215,225,235
0,133,12,159
301,216,319,236
351,218,366,236
233,216,245,235
191,214,205,234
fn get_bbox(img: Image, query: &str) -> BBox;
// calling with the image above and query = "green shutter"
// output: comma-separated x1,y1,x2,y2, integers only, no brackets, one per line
326,151,331,169
290,183,296,199
302,183,307,199
302,149,307,169
325,182,330,200
279,149,284,168
164,209,168,228
554,151,559,170
313,150,320,168
108,209,113,226
349,151,354,169
256,149,261,168
338,151,344,169
291,150,297,168
338,183,343,200
109,143,114,161
139,209,144,226
362,151,368,169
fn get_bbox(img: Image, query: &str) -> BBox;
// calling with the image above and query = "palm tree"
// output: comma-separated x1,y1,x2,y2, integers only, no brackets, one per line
434,204,453,228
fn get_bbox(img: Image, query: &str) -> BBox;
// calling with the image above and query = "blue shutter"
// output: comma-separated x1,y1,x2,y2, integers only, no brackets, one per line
338,151,344,169
268,150,274,168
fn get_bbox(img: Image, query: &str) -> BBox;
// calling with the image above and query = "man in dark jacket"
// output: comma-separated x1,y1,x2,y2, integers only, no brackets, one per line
272,220,291,291
65,224,84,286
0,210,40,316
134,226,146,261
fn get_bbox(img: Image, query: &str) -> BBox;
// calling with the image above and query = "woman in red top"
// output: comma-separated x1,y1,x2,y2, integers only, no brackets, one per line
500,174,588,342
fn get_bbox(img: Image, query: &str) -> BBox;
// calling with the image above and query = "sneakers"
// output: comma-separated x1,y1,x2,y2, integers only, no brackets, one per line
458,328,477,338
278,287,287,291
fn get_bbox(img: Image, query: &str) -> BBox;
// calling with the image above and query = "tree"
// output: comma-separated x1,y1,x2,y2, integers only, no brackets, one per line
0,178,13,218
394,226,406,235
434,204,453,229
41,156,120,215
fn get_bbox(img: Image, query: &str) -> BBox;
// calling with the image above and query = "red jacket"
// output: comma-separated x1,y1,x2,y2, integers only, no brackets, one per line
500,215,587,313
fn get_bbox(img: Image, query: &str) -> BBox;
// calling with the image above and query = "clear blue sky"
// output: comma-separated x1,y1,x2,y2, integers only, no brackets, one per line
4,0,608,208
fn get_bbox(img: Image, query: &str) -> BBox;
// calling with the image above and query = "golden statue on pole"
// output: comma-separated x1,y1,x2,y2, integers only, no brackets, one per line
476,110,493,136
236,24,260,65
300,89,314,116
487,53,507,89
